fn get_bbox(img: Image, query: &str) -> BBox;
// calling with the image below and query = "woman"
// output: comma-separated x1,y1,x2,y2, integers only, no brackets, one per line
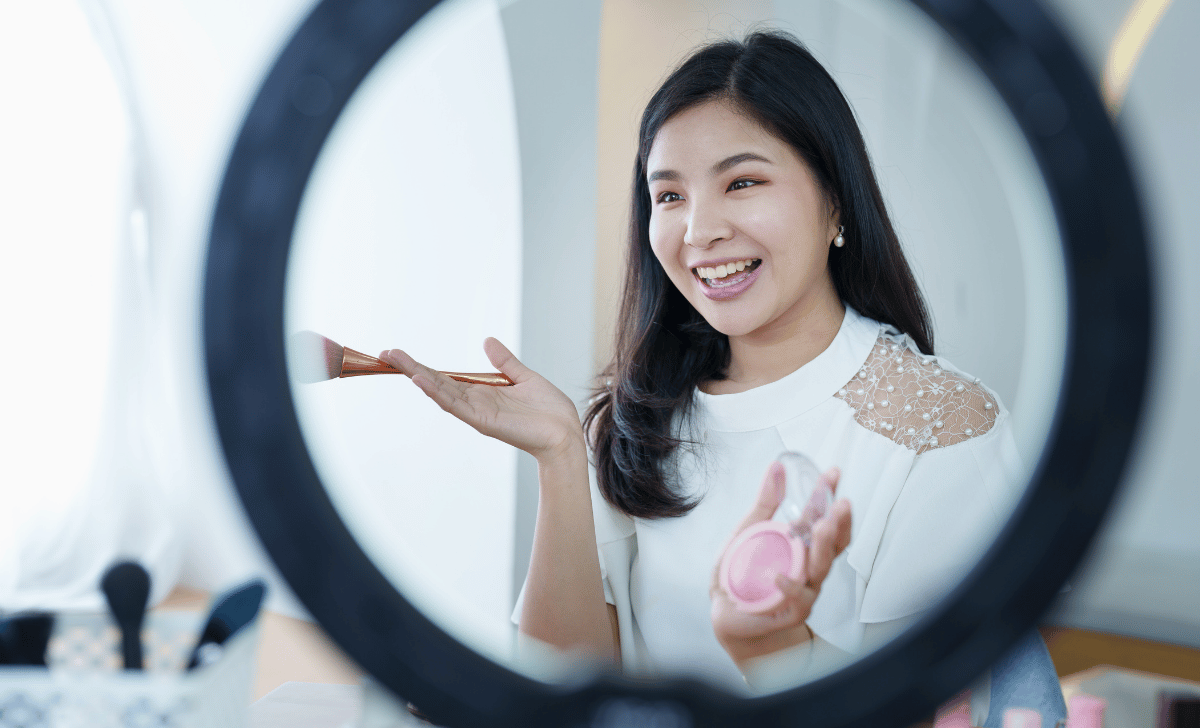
383,30,1065,726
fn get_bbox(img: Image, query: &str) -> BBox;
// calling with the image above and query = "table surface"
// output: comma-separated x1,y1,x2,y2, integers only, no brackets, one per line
157,586,364,701
250,681,442,728
250,682,360,728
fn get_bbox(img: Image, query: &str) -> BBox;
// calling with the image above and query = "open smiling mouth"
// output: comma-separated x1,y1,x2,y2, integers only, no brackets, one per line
693,258,762,288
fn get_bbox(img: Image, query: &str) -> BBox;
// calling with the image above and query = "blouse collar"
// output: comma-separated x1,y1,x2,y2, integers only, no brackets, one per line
693,306,881,433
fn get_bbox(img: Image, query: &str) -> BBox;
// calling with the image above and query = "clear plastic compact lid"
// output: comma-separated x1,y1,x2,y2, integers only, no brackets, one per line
774,452,833,546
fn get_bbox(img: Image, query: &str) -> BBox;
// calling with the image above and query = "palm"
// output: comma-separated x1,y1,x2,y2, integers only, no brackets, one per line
381,339,582,459
436,374,577,453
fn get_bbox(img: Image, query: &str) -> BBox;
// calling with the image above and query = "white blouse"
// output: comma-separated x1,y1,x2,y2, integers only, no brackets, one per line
518,306,1024,690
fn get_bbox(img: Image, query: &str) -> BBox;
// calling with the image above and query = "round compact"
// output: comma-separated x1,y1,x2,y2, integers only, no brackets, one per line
720,521,807,613
720,452,831,613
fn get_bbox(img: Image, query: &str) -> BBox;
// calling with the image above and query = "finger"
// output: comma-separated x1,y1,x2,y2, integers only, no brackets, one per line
380,349,473,405
380,349,436,380
379,349,482,414
482,338,535,384
830,499,853,553
792,466,841,533
732,461,787,535
806,516,839,587
713,461,800,597
736,575,814,629
805,501,851,587
408,371,472,416
773,574,818,624
713,462,786,594
820,466,841,496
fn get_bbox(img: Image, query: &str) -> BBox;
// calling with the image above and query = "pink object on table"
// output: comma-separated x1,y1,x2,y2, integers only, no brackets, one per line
1067,694,1106,727
934,691,972,728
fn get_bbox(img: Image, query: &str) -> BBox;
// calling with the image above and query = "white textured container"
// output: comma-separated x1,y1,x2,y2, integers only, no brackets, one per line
0,610,259,728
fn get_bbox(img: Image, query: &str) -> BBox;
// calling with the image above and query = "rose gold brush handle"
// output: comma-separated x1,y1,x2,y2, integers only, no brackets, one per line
340,347,514,386
440,372,514,386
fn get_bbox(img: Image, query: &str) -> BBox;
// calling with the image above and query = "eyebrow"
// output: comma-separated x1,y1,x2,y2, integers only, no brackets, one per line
647,152,772,184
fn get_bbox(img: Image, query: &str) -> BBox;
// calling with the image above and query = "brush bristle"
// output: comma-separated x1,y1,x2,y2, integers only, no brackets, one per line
101,562,151,619
288,331,344,383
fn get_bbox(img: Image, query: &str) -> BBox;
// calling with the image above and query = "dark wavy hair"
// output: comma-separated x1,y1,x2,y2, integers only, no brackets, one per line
583,30,933,519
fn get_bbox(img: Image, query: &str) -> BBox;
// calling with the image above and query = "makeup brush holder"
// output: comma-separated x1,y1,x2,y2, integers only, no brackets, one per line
0,610,260,728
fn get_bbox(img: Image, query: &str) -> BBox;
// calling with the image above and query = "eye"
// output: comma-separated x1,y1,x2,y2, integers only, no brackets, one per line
656,191,683,204
728,178,763,191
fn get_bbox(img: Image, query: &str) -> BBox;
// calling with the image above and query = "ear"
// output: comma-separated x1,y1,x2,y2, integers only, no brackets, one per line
826,195,842,240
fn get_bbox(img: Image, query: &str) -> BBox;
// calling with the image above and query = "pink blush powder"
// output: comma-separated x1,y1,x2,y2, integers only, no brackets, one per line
719,522,806,613
727,530,792,601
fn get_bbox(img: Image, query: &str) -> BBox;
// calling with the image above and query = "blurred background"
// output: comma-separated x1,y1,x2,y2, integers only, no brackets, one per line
1,0,1195,704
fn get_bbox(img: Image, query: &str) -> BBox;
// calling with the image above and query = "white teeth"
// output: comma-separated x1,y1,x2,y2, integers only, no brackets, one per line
694,259,758,282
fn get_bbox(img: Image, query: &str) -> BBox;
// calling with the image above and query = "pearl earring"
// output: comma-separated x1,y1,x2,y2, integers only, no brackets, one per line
834,225,845,248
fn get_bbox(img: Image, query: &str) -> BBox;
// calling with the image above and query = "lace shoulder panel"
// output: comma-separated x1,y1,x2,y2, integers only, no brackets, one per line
834,335,999,454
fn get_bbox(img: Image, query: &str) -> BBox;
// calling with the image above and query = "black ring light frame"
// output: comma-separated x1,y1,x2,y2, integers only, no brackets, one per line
204,0,1152,725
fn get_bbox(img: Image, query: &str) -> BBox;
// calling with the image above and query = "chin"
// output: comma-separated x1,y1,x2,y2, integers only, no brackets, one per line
694,311,764,339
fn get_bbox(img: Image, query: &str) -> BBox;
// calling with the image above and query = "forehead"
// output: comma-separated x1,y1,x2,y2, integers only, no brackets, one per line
646,100,784,171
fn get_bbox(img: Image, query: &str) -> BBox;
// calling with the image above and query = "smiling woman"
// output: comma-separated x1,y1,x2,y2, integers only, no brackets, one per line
574,35,1048,719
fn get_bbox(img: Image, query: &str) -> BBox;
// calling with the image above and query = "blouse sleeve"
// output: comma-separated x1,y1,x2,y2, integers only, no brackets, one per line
589,458,637,598
858,411,1024,622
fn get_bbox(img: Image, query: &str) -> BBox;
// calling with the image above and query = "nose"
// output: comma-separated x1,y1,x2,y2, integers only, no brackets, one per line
683,198,733,249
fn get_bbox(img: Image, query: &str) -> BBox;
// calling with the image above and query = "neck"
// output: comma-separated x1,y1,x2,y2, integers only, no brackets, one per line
708,291,845,395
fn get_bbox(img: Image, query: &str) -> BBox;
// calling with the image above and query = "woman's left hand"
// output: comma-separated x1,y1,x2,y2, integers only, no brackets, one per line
710,461,852,670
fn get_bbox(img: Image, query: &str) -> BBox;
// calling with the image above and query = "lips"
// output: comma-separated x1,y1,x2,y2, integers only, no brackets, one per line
691,258,763,300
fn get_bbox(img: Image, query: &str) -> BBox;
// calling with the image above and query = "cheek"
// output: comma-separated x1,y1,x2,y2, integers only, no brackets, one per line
647,221,694,294
647,216,674,266
748,198,825,261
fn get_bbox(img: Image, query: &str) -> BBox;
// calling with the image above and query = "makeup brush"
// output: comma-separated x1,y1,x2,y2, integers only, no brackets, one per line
185,578,266,671
288,330,513,386
0,612,54,666
100,561,151,670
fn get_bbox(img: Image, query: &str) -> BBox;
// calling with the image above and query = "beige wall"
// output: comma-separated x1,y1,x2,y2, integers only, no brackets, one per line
593,0,774,372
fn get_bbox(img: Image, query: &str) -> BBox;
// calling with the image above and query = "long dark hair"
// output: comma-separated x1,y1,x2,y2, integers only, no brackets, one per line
583,30,933,519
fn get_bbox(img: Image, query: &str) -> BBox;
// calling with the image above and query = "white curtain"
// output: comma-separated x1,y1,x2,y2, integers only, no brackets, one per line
0,0,181,612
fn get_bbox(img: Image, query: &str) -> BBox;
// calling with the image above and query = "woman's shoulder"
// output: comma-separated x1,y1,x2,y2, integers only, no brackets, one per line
833,328,1002,455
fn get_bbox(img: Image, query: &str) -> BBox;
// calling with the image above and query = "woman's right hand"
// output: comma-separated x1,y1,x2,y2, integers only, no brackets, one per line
380,337,584,463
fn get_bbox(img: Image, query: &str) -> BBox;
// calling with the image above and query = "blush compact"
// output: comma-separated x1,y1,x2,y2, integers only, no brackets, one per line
719,452,832,614
720,521,806,613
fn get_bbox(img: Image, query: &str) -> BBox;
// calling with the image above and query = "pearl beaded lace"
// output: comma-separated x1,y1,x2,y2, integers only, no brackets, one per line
835,333,998,454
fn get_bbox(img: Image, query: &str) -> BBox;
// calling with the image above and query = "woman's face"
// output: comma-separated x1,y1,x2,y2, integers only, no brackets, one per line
646,100,841,343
